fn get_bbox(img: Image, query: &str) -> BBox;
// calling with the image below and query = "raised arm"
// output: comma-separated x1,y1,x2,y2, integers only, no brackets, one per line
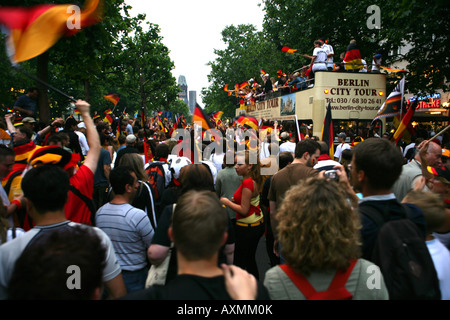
76,100,100,173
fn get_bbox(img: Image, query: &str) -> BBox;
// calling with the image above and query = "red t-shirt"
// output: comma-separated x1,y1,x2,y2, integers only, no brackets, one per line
233,178,261,220
65,165,94,225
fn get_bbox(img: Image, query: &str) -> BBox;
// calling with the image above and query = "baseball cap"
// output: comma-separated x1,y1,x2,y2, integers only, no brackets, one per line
22,117,36,123
77,122,86,129
337,132,346,139
126,134,136,144
442,149,450,158
427,166,450,182
280,132,290,140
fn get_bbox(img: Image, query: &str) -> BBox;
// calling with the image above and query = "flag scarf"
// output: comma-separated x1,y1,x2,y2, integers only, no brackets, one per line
104,94,120,106
321,103,334,158
372,77,405,124
0,0,103,64
392,101,417,145
344,43,363,71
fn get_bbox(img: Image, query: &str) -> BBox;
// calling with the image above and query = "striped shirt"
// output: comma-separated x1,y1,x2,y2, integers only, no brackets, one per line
95,203,154,271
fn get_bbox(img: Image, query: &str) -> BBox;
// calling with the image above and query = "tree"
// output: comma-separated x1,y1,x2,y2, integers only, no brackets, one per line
110,22,179,118
202,24,287,117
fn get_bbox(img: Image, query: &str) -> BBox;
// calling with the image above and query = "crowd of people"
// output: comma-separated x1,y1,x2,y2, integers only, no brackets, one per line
0,92,449,301
233,38,382,106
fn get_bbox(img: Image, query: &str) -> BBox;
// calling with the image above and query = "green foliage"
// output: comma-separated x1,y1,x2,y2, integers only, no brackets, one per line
0,0,179,122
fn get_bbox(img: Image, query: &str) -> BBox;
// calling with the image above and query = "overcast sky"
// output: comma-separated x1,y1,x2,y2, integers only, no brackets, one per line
125,0,265,106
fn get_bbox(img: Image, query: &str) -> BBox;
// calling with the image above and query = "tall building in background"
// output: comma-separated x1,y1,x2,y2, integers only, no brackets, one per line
178,75,188,105
189,90,197,114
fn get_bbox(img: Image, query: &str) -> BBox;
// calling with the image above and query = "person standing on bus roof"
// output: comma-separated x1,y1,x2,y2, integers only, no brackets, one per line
334,132,351,163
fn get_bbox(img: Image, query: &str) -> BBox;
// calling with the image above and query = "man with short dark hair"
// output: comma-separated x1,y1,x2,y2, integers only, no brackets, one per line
13,87,38,118
350,138,426,259
268,139,321,260
0,165,126,300
95,166,154,294
8,225,107,300
122,190,269,300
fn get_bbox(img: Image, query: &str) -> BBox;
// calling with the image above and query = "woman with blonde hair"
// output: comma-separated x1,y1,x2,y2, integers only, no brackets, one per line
118,153,157,230
221,150,264,280
264,177,388,300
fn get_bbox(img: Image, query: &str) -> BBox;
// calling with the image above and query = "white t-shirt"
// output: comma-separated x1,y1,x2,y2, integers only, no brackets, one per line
334,143,351,162
426,238,450,300
323,44,334,68
313,47,327,63
279,141,296,155
312,47,328,72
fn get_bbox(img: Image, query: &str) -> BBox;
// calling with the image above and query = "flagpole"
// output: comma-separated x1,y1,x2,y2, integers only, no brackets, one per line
12,65,77,102
429,124,450,142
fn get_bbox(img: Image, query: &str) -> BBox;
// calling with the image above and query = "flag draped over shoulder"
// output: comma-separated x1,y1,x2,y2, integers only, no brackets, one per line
372,77,405,124
0,0,103,64
344,42,363,71
321,103,334,158
392,101,417,145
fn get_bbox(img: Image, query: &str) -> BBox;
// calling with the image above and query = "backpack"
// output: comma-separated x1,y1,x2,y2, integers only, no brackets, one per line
362,203,441,300
280,259,358,300
145,161,167,202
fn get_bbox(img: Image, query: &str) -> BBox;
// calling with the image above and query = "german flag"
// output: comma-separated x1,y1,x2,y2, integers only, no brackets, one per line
0,0,103,64
193,104,214,132
103,113,113,125
212,111,224,122
321,103,334,159
281,46,298,54
236,115,259,132
380,66,408,74
392,101,417,145
239,82,249,90
104,94,120,106
372,77,405,124
344,42,363,71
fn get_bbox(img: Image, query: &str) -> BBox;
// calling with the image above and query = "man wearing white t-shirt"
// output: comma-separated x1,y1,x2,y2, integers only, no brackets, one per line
334,132,351,162
320,38,334,71
304,40,328,74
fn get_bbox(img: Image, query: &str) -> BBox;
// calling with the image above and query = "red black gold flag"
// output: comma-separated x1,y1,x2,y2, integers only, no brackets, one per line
321,102,334,158
344,42,363,71
0,0,103,65
104,94,120,106
392,101,417,145
236,115,259,132
281,46,298,54
193,104,214,132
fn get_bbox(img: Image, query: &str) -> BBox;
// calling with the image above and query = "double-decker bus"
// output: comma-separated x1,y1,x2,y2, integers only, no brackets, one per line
236,70,387,143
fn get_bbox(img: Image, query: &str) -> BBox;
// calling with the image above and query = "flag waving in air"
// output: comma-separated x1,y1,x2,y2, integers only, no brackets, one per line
281,46,298,54
392,101,417,145
193,104,214,132
372,77,405,124
0,0,103,65
104,94,120,106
